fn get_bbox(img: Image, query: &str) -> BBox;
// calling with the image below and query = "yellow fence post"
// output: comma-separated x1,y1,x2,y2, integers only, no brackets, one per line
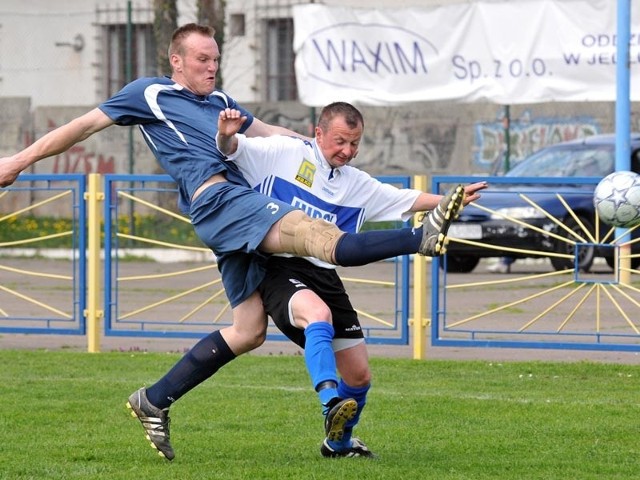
411,175,429,360
84,173,104,352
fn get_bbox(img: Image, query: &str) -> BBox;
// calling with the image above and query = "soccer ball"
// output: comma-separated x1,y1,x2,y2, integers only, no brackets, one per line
593,170,640,228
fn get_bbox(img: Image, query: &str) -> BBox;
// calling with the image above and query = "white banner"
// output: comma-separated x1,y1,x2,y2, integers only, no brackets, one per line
293,0,640,106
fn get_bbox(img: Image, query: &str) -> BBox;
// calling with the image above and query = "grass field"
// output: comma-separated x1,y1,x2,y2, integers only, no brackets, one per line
1,349,638,479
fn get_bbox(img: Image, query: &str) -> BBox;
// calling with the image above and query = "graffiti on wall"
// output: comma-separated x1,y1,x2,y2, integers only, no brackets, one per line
357,115,456,174
249,106,313,137
253,105,457,175
475,110,600,173
51,144,115,175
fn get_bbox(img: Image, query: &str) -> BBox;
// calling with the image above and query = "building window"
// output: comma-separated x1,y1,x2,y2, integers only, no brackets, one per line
96,5,156,99
230,14,246,37
264,18,297,101
103,23,157,98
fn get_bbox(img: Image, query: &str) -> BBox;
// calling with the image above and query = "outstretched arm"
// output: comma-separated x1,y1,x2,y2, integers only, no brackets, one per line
409,181,488,212
216,108,310,157
245,116,311,141
0,108,114,187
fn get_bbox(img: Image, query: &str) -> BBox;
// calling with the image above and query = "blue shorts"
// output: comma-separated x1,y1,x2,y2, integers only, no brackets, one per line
189,182,297,307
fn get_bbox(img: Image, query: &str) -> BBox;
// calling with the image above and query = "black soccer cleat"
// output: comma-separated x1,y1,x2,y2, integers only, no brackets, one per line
323,397,357,443
418,184,465,257
126,387,175,461
320,436,377,458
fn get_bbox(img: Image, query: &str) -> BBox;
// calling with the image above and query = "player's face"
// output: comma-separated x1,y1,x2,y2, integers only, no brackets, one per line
316,117,363,168
171,33,220,96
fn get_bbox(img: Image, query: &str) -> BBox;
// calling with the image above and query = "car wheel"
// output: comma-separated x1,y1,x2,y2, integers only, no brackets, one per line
604,255,640,270
549,216,595,272
439,255,480,273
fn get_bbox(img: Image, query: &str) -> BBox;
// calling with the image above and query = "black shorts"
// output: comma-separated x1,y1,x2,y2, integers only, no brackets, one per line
258,256,364,349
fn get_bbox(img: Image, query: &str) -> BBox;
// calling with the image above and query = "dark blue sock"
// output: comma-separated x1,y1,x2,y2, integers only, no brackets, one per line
334,227,422,266
304,322,339,407
146,330,236,409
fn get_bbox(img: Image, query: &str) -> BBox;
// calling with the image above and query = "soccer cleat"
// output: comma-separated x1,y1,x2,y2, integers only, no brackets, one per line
324,397,358,443
126,387,175,461
418,184,465,257
320,436,377,458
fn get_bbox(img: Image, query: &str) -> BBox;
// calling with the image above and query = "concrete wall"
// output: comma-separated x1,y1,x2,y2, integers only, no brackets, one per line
0,97,625,180
0,0,197,108
247,100,619,176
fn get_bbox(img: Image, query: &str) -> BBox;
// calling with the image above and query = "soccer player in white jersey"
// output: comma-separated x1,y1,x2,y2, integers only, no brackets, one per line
0,24,470,460
217,102,487,457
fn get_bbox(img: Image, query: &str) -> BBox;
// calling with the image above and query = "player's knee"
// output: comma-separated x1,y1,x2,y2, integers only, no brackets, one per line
279,210,344,263
349,367,371,387
249,320,268,347
229,318,267,352
305,302,332,325
250,330,267,349
337,349,371,386
237,328,266,351
291,290,333,328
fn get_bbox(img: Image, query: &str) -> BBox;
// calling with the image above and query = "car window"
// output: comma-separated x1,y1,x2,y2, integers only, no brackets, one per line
505,145,614,178
565,149,613,176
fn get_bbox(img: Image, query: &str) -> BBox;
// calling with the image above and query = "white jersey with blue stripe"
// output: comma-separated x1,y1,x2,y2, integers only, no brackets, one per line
99,77,254,212
226,134,421,268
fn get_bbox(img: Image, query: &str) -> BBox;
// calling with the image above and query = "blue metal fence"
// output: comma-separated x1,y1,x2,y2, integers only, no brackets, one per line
102,174,411,345
0,174,86,335
431,175,640,352
7,173,638,352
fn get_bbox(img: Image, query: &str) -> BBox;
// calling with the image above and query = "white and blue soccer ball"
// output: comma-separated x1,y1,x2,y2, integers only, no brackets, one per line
593,170,640,228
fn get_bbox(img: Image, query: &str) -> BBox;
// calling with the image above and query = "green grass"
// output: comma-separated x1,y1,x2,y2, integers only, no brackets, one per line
0,215,202,248
1,350,638,479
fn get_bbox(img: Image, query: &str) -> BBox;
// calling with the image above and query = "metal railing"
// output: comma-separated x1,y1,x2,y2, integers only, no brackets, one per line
0,174,86,335
432,175,640,352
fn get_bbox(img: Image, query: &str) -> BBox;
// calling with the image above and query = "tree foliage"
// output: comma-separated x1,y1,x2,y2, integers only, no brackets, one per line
153,0,178,75
198,0,226,88
152,0,225,87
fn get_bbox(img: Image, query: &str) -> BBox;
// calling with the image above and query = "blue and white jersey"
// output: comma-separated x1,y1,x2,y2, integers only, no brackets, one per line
226,134,421,268
99,77,254,212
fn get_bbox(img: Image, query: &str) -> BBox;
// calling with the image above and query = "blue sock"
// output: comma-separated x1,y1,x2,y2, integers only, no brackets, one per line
337,380,371,447
334,227,422,266
304,322,338,408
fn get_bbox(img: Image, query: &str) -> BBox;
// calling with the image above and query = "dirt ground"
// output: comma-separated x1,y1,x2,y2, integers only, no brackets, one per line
1,256,639,364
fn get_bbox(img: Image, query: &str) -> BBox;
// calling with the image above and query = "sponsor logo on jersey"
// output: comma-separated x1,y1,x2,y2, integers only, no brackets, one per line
295,159,316,187
321,186,335,197
292,196,337,223
345,324,362,332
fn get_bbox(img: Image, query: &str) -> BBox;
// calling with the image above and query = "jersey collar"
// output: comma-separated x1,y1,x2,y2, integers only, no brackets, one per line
312,140,340,180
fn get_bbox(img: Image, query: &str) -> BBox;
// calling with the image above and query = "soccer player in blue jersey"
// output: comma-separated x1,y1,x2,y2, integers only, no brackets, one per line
0,24,467,461
217,102,487,458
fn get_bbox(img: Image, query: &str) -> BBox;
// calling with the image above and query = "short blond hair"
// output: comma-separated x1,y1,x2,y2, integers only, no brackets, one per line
169,23,216,57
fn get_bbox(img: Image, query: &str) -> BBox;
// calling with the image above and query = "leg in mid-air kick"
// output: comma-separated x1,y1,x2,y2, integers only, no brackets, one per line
265,183,466,266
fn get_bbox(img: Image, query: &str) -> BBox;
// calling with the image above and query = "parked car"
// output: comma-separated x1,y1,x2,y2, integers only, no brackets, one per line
444,134,640,273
